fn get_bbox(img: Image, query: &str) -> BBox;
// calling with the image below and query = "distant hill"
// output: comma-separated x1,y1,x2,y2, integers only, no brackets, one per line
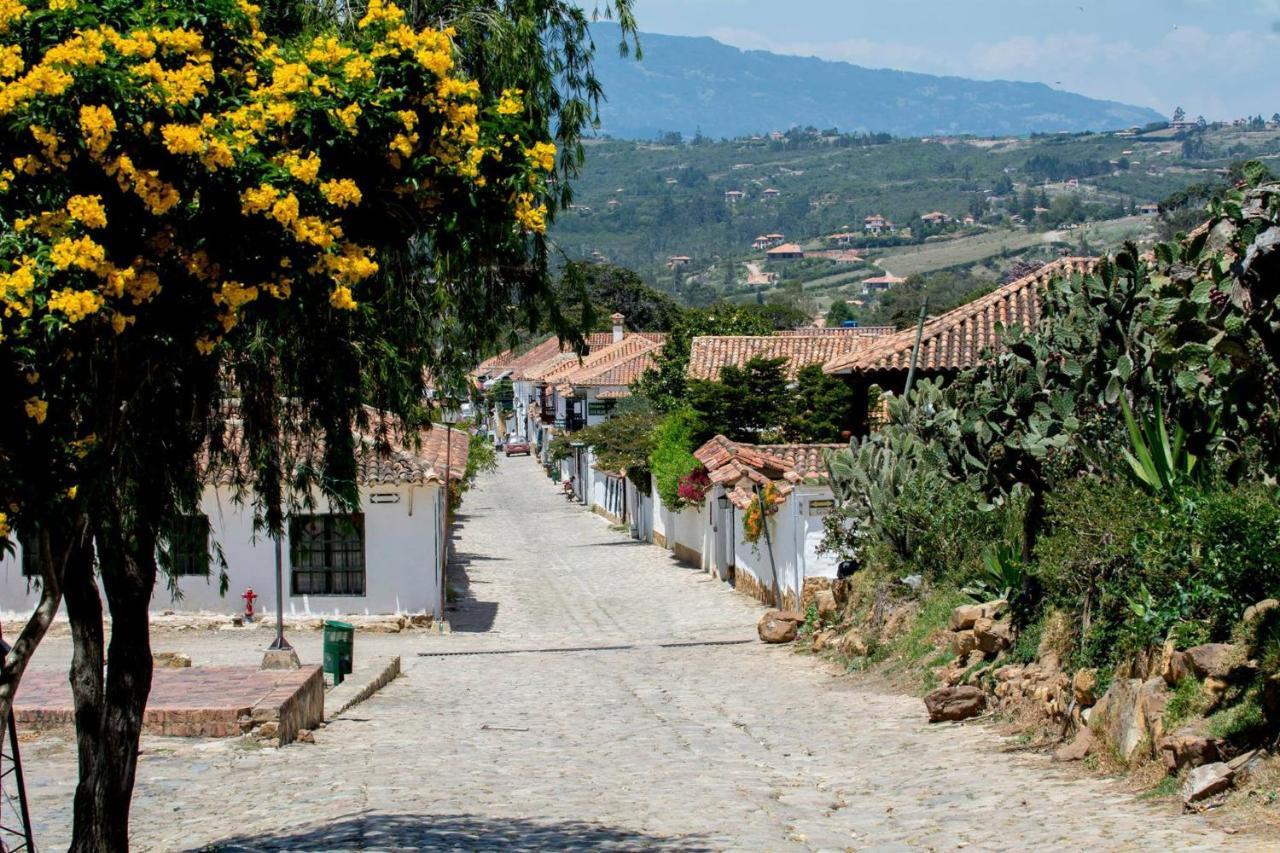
589,25,1165,139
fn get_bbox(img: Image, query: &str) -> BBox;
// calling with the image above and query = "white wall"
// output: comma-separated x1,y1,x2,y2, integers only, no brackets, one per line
0,481,444,619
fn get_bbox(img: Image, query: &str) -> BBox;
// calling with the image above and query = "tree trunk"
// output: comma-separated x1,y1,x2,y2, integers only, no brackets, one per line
67,517,157,852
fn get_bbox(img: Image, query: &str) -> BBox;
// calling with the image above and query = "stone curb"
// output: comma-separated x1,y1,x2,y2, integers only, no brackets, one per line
324,655,401,722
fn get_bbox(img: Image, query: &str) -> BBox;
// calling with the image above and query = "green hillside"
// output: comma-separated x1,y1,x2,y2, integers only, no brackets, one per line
550,123,1280,313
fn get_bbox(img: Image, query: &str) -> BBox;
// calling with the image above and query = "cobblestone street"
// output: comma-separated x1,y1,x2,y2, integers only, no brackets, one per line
14,456,1257,850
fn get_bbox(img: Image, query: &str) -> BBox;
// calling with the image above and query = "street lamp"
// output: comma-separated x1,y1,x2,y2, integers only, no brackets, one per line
440,407,458,621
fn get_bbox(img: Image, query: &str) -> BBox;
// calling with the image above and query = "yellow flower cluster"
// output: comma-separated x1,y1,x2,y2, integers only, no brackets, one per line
48,288,105,323
66,195,107,229
106,155,181,214
329,285,358,310
79,105,116,158
48,0,78,11
24,397,47,424
525,141,556,173
496,89,523,116
282,152,320,184
0,0,24,33
358,0,405,30
514,192,547,234
323,243,379,285
0,260,35,317
0,44,22,78
50,236,107,271
319,178,362,208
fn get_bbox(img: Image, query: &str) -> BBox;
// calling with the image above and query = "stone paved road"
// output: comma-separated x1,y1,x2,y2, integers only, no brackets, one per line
13,457,1261,850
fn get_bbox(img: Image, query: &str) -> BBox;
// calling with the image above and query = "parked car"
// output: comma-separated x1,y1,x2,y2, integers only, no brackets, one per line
504,439,531,457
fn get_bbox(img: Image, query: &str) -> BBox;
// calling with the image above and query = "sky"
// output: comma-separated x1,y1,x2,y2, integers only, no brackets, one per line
585,0,1280,120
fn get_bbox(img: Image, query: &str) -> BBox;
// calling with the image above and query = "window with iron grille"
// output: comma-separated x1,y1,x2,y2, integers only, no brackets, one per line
289,513,365,596
166,514,211,577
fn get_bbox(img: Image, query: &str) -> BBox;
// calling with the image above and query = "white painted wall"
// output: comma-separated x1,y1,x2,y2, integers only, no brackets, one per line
0,482,444,619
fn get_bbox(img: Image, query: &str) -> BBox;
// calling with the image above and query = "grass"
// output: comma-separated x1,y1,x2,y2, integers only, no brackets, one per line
1138,774,1181,800
870,229,1050,277
888,587,970,666
1207,687,1267,740
1163,677,1212,733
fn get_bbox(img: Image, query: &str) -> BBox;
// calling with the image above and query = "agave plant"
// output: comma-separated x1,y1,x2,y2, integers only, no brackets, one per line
1119,396,1206,496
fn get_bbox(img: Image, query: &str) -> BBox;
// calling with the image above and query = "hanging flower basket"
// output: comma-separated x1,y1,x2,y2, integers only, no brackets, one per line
676,466,712,506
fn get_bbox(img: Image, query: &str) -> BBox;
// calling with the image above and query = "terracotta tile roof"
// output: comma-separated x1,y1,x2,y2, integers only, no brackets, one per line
692,436,834,508
776,326,895,337
825,257,1098,374
595,389,631,400
756,444,843,481
204,410,469,488
862,274,906,286
687,334,869,381
499,333,615,381
766,243,805,256
564,336,665,388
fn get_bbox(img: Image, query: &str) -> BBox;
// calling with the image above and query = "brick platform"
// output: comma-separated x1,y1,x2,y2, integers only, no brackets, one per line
14,665,324,744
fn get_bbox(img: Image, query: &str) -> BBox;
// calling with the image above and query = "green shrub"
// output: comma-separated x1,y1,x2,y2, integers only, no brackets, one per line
1206,686,1267,741
649,409,700,509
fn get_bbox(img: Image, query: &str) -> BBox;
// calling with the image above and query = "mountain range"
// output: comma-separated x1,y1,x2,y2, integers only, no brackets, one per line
588,25,1165,140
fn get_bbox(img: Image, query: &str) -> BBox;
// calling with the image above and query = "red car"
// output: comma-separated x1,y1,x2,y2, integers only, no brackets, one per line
504,439,531,457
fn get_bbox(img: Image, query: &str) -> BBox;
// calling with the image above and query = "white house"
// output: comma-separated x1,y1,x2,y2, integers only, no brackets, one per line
0,421,469,620
650,436,840,609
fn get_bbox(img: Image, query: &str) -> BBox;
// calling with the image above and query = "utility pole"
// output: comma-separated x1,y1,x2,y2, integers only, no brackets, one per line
903,296,929,401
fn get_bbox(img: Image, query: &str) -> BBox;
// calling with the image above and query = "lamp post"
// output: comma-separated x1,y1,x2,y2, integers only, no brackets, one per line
440,407,458,620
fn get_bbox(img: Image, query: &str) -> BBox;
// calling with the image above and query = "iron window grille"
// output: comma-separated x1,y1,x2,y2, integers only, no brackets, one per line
164,514,212,577
289,513,366,596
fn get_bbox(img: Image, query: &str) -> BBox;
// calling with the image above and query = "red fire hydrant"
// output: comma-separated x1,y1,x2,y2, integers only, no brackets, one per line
242,587,258,622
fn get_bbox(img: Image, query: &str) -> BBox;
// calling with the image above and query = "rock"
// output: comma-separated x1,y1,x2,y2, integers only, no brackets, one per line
899,574,923,591
836,629,868,658
1264,673,1280,718
1242,598,1279,624
757,610,803,644
1073,668,1098,708
973,617,1012,654
237,714,254,734
1183,643,1238,680
951,630,977,658
994,665,1024,682
950,604,984,631
811,629,837,653
1160,639,1188,686
297,729,315,744
1054,727,1096,762
831,577,854,609
881,601,920,642
1181,762,1235,805
1095,677,1168,763
231,615,244,628
255,721,280,739
799,578,832,610
924,685,986,722
980,599,1009,620
1159,733,1220,772
153,651,192,668
813,590,838,622
408,613,433,628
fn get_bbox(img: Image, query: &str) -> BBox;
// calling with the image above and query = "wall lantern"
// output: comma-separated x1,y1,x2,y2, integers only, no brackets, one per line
717,494,731,510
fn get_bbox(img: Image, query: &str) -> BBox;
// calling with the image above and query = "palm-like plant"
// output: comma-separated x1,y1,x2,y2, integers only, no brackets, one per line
1119,396,1206,496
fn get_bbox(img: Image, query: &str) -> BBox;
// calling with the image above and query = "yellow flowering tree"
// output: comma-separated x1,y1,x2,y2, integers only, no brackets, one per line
0,0,604,845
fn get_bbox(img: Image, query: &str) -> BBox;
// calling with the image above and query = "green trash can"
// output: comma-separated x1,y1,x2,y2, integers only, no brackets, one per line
323,620,354,685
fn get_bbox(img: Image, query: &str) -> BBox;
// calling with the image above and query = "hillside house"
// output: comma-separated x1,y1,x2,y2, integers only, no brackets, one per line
863,215,895,234
825,257,1097,434
766,243,805,261
762,188,781,199
1136,202,1160,216
753,234,785,250
827,232,860,246
920,211,951,226
861,273,905,293
1,419,469,619
667,255,692,269
724,190,745,204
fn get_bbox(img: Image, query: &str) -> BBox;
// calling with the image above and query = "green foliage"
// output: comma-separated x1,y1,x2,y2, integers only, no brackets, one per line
649,409,700,509
570,410,662,488
633,304,776,412
785,365,857,443
1119,397,1206,496
686,356,790,443
1207,686,1267,741
464,434,499,483
557,262,682,333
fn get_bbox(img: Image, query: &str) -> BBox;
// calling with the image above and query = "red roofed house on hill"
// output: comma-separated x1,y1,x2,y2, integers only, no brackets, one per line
765,243,805,261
